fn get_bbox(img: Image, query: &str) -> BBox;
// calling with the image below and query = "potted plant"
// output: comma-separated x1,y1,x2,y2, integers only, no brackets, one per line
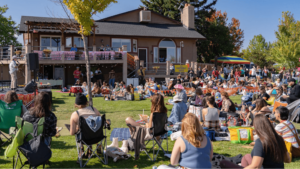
43,49,52,57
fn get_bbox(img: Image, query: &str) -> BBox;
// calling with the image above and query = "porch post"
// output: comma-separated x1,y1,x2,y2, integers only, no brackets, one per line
25,44,32,84
10,45,14,61
166,61,170,75
123,51,127,82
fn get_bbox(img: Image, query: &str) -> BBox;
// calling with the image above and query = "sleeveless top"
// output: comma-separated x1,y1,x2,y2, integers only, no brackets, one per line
179,136,212,169
205,107,219,121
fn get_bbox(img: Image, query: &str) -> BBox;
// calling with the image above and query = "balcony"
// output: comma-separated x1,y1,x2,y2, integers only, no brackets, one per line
31,48,126,64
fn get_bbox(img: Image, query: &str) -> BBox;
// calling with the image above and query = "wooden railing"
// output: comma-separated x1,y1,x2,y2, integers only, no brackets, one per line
127,53,136,69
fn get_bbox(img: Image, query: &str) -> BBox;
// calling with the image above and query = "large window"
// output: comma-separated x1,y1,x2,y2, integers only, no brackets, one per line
112,39,131,52
66,37,72,47
154,39,176,63
74,37,87,47
41,36,61,51
177,48,181,63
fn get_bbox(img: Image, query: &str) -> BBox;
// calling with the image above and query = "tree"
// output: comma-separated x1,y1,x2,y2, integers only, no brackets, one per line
140,0,179,20
59,0,117,106
268,11,300,68
0,5,20,46
229,18,244,53
242,34,272,68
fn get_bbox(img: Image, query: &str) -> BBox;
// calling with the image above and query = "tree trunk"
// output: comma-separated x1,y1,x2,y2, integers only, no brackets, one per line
82,32,93,106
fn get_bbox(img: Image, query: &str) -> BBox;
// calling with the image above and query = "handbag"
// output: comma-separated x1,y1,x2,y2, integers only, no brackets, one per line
228,126,254,144
18,124,52,167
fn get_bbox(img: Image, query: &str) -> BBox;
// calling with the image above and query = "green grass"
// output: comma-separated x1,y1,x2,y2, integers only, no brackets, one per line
0,90,300,168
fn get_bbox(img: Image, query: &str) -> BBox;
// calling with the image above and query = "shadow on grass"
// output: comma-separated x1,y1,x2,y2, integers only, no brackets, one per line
52,98,66,111
51,141,75,150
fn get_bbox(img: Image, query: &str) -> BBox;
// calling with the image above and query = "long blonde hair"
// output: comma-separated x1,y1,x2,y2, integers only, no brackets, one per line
181,113,205,147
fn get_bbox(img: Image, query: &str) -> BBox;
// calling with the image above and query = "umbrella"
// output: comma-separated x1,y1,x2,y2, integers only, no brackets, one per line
210,56,250,64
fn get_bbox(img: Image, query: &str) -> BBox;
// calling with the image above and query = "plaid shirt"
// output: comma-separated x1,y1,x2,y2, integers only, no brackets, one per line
23,111,57,137
204,120,220,131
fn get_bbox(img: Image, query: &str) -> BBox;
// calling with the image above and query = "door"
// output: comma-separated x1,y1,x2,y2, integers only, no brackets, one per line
138,49,147,67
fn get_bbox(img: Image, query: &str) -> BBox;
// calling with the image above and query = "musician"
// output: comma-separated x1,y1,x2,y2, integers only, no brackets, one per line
9,56,18,90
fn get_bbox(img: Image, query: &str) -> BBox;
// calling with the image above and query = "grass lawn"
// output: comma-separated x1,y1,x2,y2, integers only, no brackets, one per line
0,90,300,168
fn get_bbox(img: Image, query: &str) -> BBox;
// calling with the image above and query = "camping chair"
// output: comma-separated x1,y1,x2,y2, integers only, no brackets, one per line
272,101,288,113
0,100,22,146
75,114,109,168
12,116,46,169
143,113,169,161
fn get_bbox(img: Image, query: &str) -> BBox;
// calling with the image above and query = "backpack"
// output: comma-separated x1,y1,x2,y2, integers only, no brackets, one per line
227,112,241,127
18,124,52,168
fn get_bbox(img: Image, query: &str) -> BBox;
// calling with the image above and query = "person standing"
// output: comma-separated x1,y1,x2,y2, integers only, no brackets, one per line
234,67,241,83
263,66,269,81
70,44,78,52
73,67,81,84
109,68,115,88
95,67,103,86
188,67,194,79
170,63,175,75
251,65,256,79
9,56,18,90
137,66,145,85
271,68,276,82
202,65,208,78
212,67,219,80
197,67,202,79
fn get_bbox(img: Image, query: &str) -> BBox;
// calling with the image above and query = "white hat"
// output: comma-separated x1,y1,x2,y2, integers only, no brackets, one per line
173,95,182,102
12,56,17,60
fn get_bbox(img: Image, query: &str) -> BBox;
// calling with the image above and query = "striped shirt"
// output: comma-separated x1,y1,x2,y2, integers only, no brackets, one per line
275,120,300,148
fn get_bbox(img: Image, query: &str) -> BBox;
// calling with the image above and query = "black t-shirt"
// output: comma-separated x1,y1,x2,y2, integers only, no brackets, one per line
251,139,284,169
259,93,270,100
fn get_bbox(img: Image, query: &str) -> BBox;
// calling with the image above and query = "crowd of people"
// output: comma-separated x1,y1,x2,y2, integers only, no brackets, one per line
3,63,300,168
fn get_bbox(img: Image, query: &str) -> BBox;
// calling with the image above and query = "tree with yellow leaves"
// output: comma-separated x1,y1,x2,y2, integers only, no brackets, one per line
58,0,117,106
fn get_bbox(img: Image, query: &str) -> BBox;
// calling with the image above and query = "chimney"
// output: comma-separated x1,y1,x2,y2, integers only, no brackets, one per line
181,3,195,30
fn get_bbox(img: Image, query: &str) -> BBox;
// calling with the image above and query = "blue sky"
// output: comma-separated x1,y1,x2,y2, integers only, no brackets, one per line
1,0,300,50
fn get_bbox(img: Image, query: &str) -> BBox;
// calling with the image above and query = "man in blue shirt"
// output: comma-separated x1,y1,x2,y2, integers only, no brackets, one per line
70,44,78,52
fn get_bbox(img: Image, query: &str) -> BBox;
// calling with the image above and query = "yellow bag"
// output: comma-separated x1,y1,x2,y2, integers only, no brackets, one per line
228,126,254,144
266,97,275,106
284,141,292,163
134,93,140,101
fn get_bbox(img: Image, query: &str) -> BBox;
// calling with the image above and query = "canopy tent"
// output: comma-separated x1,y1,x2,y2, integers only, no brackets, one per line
210,56,250,64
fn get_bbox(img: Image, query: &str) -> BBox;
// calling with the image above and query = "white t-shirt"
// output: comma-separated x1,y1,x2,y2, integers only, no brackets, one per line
251,68,256,76
9,61,17,74
95,70,102,74
90,71,93,78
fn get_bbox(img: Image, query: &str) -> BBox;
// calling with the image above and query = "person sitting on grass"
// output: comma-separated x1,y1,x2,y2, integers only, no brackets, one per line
220,114,289,169
69,93,101,159
2,90,27,117
158,113,213,169
125,94,167,129
275,106,300,158
167,84,187,105
193,88,204,106
247,98,271,126
23,92,57,147
202,96,220,131
168,95,188,125
91,83,101,96
220,91,236,113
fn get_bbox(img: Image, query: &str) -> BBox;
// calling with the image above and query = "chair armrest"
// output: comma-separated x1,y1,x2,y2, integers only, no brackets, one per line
9,127,16,136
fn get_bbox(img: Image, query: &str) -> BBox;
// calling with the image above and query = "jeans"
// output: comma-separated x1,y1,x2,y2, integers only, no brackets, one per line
44,137,52,147
271,74,275,82
109,78,115,88
203,73,207,78
227,75,231,81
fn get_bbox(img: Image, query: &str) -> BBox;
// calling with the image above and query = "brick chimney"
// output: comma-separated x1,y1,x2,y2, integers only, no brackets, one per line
181,4,195,30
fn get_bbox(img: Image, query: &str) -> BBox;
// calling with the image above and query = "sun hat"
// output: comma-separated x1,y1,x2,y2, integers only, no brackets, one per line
173,95,182,102
12,56,17,60
174,84,184,90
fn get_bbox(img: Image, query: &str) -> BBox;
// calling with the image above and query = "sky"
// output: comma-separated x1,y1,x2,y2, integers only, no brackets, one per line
1,0,300,50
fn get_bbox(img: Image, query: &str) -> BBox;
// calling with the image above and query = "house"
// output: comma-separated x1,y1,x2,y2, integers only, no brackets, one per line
1,4,205,87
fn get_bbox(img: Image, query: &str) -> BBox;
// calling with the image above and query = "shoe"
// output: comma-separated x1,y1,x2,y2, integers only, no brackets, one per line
107,137,119,148
120,140,128,153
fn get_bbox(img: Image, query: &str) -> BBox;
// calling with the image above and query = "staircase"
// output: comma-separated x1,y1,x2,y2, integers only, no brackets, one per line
127,53,138,78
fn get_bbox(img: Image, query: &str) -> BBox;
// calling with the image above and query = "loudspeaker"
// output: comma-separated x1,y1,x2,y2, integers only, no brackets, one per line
24,81,35,93
27,53,39,70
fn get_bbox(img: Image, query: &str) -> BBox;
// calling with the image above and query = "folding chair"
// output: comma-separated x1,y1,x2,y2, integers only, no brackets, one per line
0,100,22,146
143,113,169,161
75,114,109,168
12,116,46,169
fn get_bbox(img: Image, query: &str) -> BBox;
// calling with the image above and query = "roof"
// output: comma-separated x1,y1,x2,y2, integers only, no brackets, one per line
19,16,75,32
97,8,182,25
210,56,250,64
94,21,204,39
19,13,205,39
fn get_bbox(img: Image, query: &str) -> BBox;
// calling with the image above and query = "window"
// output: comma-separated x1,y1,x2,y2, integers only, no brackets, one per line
177,48,181,63
153,47,158,63
157,39,176,63
74,37,87,48
66,37,72,47
112,39,131,52
41,36,61,51
133,39,137,52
